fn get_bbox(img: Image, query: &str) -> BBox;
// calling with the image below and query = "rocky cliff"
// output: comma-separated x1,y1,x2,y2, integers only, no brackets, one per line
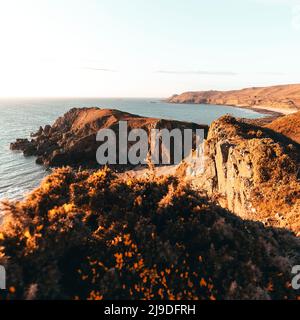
184,115,300,235
10,107,208,168
167,84,300,113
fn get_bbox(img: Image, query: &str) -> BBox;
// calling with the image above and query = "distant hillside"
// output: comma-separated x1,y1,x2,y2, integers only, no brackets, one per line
167,84,300,113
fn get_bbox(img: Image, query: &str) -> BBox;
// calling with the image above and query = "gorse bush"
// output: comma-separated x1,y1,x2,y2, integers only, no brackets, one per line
0,167,299,300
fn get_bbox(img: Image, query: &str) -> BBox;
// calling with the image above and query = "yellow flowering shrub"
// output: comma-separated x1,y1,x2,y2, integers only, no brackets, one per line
0,167,299,300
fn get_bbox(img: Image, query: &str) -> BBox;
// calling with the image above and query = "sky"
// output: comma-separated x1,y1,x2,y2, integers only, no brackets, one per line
0,0,300,97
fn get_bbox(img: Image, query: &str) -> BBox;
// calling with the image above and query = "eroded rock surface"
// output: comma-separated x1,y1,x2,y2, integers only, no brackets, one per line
184,115,300,234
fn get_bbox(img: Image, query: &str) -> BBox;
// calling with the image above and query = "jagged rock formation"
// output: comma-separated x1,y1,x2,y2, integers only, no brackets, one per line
0,168,299,300
184,115,300,235
266,111,300,144
167,84,300,113
10,108,208,167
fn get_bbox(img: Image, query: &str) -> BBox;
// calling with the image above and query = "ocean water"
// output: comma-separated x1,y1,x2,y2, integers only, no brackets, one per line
0,98,266,201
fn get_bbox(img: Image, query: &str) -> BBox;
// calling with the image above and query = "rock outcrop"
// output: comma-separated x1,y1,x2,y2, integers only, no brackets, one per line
167,84,300,113
10,107,208,168
184,115,300,234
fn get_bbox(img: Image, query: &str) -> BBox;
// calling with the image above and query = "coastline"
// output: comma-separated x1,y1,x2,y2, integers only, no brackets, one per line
165,83,300,118
235,104,298,116
164,100,295,119
1,100,269,202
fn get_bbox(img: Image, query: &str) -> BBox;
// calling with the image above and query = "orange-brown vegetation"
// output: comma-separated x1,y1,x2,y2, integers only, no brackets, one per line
0,167,299,300
266,111,300,144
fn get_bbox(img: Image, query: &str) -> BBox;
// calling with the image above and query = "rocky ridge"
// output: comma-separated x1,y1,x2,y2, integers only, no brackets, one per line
10,107,208,168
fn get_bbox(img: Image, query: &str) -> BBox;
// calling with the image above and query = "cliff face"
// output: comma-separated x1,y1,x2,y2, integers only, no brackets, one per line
167,84,300,112
185,115,300,235
10,107,208,167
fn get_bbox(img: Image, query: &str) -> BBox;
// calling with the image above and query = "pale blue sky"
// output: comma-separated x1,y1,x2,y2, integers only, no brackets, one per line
0,0,299,97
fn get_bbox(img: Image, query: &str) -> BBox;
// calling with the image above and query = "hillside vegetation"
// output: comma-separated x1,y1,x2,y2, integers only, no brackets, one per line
0,168,299,300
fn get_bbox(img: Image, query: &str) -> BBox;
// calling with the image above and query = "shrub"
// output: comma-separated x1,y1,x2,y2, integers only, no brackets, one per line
0,167,299,300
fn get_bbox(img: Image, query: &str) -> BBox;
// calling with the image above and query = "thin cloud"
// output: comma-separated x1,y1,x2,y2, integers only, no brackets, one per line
251,0,298,5
157,70,238,76
257,71,287,75
82,67,117,72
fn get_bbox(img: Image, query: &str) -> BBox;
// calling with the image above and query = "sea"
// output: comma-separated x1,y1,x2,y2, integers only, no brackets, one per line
0,98,267,201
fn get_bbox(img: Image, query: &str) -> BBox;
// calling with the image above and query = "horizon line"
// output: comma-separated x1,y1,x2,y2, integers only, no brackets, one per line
1,82,300,101
0,96,167,100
